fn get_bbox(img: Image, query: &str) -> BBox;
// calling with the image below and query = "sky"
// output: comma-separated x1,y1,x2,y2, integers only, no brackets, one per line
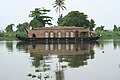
0,0,120,30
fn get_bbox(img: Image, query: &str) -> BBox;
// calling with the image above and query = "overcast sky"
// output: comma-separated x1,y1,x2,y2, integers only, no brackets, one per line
0,0,120,30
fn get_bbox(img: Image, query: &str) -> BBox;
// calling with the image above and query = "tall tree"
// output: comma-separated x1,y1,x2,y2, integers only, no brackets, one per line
53,0,67,17
58,11,95,30
89,19,96,31
57,14,63,25
29,8,42,18
29,8,52,27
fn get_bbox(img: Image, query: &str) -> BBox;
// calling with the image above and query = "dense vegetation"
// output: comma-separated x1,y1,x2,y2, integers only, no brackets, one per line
0,7,52,40
58,11,95,31
0,8,120,40
95,25,120,39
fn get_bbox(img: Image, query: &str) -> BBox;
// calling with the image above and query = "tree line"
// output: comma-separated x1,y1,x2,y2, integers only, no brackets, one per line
0,7,96,39
0,8,120,39
95,25,120,38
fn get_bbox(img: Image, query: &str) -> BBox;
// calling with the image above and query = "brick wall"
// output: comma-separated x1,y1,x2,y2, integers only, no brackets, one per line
26,27,90,38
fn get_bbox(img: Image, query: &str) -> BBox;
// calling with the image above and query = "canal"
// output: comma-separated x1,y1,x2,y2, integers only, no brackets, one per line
0,39,120,80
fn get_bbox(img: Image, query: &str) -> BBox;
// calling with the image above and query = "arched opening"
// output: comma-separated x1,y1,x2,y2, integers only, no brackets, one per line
65,32,69,38
70,32,74,37
32,34,36,38
45,32,49,38
50,32,54,38
58,32,62,38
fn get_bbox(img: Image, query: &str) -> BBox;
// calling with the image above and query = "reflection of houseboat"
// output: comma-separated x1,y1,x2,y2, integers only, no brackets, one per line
26,43,94,56
16,26,101,43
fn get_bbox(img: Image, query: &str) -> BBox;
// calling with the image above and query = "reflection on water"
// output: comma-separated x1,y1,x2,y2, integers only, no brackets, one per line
6,41,13,51
113,39,120,49
16,42,96,80
17,42,95,56
0,40,120,80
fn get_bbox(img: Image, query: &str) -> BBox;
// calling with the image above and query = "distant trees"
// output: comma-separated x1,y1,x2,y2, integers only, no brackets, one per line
2,6,120,39
95,25,105,31
5,24,14,32
94,25,120,38
0,7,53,39
113,25,118,31
58,11,95,30
113,25,120,31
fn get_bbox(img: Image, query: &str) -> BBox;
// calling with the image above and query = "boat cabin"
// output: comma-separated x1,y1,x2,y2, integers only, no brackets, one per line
26,26,91,38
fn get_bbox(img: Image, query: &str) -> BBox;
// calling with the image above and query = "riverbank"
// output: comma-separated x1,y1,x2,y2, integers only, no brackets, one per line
95,31,120,39
0,31,120,41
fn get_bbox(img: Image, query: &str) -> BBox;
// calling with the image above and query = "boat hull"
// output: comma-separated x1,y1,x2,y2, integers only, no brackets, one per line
16,35,101,44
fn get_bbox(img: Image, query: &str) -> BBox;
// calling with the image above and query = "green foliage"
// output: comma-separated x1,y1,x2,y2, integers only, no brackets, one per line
15,22,29,37
0,32,4,37
89,19,96,31
0,7,53,40
5,24,14,32
15,31,27,37
95,25,105,31
1,7,120,40
58,11,95,30
113,25,120,31
30,18,43,28
16,22,30,32
95,30,120,39
0,32,17,40
57,14,63,25
29,8,52,27
95,25,120,38
113,25,118,31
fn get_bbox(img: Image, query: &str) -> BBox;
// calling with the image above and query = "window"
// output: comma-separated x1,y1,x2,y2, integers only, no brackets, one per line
50,32,54,38
66,32,69,37
70,32,74,37
45,32,49,38
58,32,62,38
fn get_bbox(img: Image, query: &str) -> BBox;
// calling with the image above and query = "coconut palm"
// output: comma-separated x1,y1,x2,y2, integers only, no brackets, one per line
29,8,52,27
53,0,67,17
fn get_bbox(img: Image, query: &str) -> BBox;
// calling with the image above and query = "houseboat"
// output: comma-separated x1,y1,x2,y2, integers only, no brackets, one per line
16,26,101,43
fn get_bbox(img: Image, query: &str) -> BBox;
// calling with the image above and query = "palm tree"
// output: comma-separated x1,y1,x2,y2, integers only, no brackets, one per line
29,8,52,27
53,0,67,17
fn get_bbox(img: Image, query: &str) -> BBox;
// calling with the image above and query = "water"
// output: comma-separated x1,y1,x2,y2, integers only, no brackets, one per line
0,40,120,80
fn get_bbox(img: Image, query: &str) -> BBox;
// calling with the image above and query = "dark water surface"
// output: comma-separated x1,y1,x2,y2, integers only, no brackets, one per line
0,40,120,80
